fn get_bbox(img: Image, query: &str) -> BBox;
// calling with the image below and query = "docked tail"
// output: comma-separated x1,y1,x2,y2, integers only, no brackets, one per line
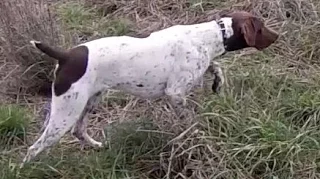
30,40,68,63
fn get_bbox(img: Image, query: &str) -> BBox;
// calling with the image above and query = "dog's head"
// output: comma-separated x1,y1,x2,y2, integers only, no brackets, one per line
221,11,279,51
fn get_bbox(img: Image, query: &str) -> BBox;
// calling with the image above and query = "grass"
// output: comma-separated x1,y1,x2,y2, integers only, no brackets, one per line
0,105,29,147
0,0,61,96
57,1,132,41
200,52,320,178
2,51,320,178
1,0,320,178
0,120,171,178
188,0,228,12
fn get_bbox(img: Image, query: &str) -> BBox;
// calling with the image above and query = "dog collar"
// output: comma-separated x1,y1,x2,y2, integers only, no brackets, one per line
217,19,227,45
217,19,228,55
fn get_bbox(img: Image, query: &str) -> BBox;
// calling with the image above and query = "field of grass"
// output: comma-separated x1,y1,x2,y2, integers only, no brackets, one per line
1,0,320,178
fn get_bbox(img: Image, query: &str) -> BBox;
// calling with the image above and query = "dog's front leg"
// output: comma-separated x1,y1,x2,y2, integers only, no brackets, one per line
209,61,224,94
165,71,195,118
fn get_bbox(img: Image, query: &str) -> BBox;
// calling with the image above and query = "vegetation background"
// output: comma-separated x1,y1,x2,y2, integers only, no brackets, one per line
1,0,320,178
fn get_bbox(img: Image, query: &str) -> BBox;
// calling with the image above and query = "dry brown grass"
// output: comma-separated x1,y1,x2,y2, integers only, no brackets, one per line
1,0,320,178
86,0,320,67
0,0,66,99
85,0,236,37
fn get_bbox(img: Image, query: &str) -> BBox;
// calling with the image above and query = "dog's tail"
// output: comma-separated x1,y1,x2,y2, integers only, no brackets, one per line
30,40,68,63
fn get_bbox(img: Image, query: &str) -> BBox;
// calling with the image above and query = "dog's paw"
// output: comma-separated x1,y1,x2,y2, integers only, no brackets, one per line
19,162,25,169
95,142,103,148
30,40,41,48
88,140,104,149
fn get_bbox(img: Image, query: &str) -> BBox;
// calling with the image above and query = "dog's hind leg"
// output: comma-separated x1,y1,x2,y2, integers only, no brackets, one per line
71,92,103,148
20,91,89,168
209,61,224,94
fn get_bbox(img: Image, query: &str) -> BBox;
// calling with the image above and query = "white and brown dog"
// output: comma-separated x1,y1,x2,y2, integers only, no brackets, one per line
21,11,278,167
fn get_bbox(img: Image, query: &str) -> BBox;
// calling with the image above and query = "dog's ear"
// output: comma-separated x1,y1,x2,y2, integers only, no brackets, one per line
241,16,263,47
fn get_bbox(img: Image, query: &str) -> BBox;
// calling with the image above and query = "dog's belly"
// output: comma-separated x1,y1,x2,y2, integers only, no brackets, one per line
114,80,167,99
101,68,170,99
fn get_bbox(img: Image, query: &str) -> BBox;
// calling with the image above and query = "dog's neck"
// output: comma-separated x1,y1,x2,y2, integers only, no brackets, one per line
188,17,234,59
216,17,234,48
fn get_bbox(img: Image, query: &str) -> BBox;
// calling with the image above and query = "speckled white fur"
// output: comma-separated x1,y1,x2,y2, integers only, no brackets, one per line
21,18,233,167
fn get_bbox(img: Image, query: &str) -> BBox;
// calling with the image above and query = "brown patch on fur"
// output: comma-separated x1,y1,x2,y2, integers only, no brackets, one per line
223,11,279,51
53,46,89,96
32,41,89,96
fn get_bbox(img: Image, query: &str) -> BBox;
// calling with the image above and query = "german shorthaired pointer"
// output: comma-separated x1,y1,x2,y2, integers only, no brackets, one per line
21,11,278,167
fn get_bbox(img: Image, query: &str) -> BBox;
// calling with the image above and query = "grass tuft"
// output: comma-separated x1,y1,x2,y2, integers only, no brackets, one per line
0,105,29,146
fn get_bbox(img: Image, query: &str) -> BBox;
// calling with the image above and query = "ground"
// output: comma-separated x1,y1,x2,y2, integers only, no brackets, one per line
1,0,320,178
